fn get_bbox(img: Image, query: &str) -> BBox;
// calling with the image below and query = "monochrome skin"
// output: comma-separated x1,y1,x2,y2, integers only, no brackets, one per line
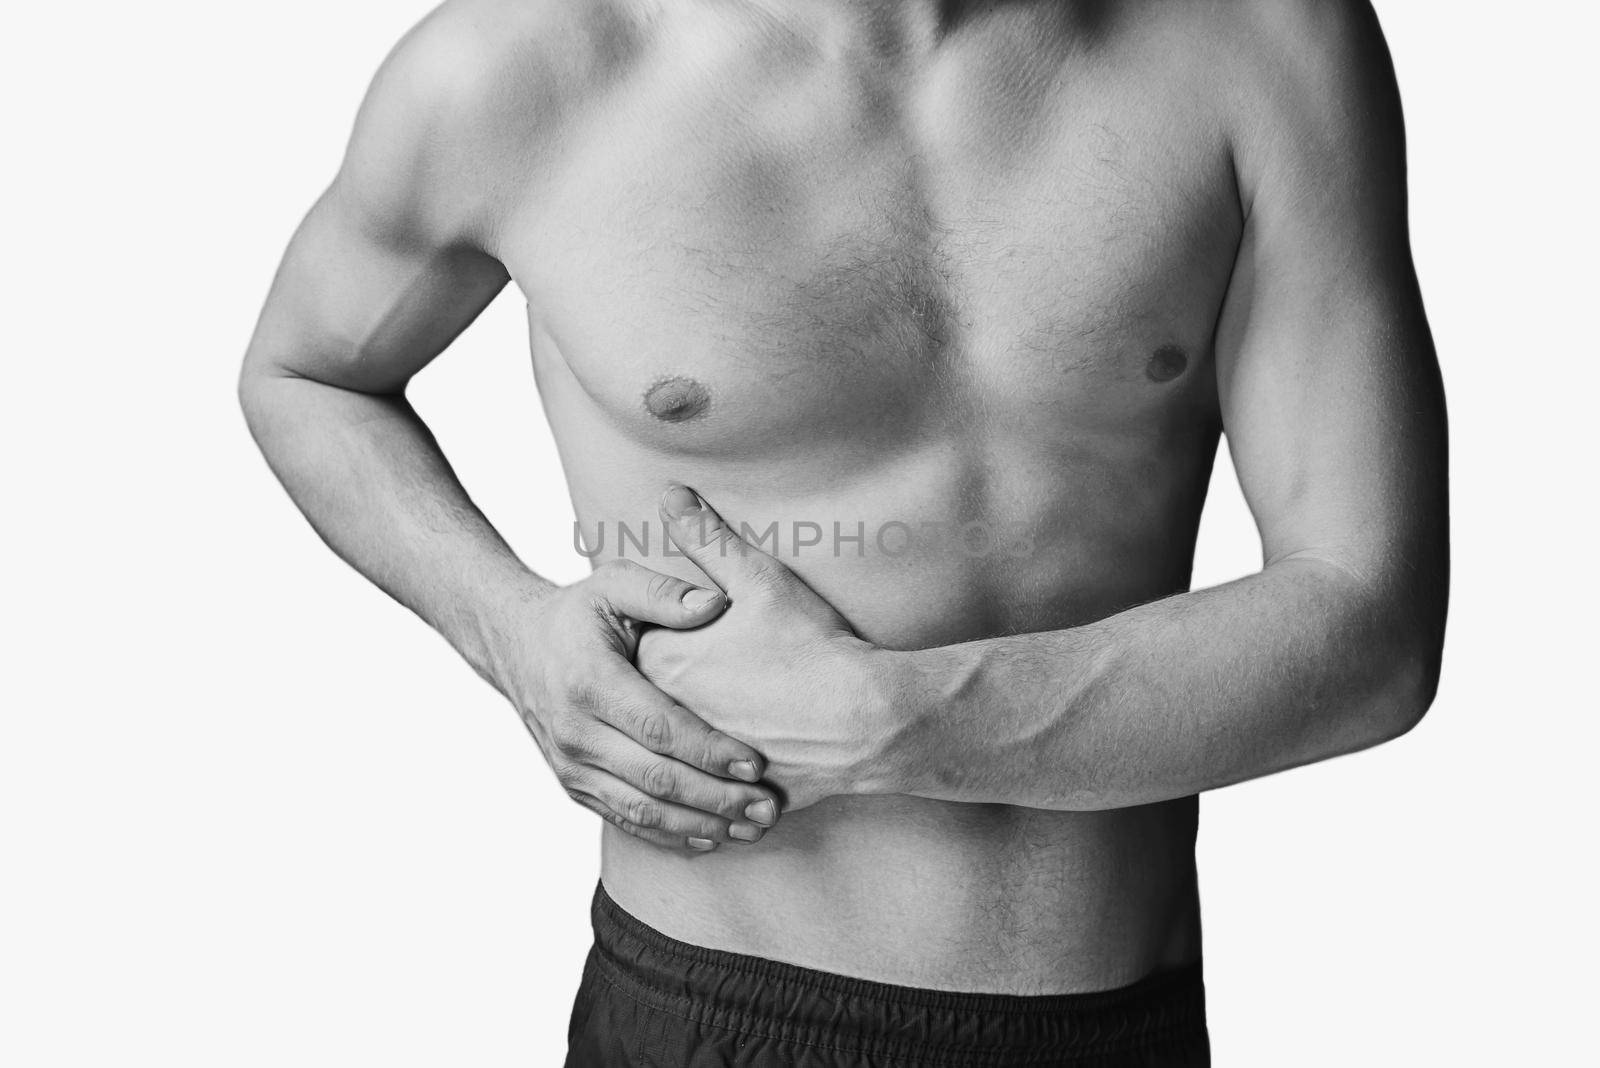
240,0,1448,1062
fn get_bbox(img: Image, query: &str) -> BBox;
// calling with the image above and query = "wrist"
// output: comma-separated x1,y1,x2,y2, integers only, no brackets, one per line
459,565,558,699
851,645,947,797
858,643,994,801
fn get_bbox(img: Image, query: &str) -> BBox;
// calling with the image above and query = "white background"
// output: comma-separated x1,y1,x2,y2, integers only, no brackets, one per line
4,2,1595,1064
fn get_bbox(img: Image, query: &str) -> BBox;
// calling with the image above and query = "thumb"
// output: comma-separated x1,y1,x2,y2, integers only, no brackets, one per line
659,485,790,597
587,558,727,629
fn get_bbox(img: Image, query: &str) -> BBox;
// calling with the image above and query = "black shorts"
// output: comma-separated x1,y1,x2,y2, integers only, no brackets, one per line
564,881,1210,1067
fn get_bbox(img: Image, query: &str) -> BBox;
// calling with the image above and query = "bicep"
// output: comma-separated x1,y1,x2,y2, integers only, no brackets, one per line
243,7,510,395
245,184,508,394
1214,2,1445,591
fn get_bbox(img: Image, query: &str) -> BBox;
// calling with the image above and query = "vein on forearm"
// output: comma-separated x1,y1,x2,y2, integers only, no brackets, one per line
898,556,1429,811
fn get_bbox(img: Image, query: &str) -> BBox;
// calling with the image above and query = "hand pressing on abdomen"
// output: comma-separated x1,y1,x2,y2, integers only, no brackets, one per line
503,558,782,852
636,485,898,815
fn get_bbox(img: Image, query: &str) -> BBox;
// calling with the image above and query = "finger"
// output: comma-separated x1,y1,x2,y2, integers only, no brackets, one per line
592,657,771,785
569,766,769,846
585,718,780,829
658,484,792,597
589,558,727,628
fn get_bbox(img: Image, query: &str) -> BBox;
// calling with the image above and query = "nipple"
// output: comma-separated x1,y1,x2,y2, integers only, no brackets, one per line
1145,344,1189,383
643,375,712,422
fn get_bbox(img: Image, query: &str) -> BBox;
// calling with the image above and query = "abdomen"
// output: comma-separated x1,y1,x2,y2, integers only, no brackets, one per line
602,790,1202,994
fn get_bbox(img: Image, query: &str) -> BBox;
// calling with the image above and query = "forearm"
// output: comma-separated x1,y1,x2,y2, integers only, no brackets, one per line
239,369,553,694
877,556,1442,810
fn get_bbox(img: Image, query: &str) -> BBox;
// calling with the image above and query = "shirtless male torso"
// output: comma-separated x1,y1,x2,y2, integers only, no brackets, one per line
242,1,1448,1063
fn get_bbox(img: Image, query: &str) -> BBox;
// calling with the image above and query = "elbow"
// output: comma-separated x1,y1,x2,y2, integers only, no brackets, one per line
1314,547,1448,751
237,348,267,434
1364,610,1446,748
237,344,290,444
1373,642,1440,745
236,367,259,437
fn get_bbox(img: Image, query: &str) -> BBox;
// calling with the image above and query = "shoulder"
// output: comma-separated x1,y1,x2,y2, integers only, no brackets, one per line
1231,0,1397,123
366,0,653,119
1196,0,1405,212
334,0,655,240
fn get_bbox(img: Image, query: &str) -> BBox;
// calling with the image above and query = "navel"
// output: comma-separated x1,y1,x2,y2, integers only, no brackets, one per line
643,375,712,422
1145,344,1189,384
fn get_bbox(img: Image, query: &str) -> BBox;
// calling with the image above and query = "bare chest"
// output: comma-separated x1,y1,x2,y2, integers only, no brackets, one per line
501,19,1240,461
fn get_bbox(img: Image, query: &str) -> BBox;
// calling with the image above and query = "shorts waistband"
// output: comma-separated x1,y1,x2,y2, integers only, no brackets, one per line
587,879,1207,1065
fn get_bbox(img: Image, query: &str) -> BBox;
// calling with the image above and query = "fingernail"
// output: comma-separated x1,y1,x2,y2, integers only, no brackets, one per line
682,588,722,612
744,799,776,826
728,759,758,782
728,823,762,843
687,837,716,851
662,484,703,518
